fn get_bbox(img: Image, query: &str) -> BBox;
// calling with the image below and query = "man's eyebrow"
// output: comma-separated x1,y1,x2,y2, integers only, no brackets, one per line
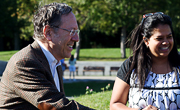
168,33,172,35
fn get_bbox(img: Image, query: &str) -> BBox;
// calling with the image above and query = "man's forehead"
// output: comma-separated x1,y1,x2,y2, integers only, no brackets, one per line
60,13,78,28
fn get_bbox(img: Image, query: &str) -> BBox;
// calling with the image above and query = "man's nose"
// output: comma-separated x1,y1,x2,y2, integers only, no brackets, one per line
72,33,79,42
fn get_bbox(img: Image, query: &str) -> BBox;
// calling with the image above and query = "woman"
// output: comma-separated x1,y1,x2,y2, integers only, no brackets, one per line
110,12,180,110
69,55,76,81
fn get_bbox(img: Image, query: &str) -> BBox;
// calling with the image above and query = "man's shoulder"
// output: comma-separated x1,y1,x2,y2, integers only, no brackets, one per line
15,41,41,56
10,44,33,60
6,44,47,72
9,41,42,64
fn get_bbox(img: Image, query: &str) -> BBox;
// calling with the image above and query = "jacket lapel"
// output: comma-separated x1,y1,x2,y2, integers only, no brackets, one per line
30,41,56,86
31,41,64,93
56,66,65,94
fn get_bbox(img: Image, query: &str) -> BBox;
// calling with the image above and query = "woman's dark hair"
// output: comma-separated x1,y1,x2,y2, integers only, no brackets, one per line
127,12,180,89
70,55,74,61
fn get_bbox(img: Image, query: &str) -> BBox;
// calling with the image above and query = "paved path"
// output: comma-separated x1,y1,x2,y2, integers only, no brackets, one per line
0,75,117,83
64,61,123,76
0,61,121,82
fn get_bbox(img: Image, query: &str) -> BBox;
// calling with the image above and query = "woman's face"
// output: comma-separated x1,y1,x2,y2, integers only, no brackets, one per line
144,24,174,59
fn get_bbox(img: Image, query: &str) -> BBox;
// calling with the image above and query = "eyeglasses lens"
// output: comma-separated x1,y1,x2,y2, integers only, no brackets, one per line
70,29,80,36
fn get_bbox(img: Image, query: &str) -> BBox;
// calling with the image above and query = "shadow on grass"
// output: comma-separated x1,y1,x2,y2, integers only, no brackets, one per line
64,80,115,97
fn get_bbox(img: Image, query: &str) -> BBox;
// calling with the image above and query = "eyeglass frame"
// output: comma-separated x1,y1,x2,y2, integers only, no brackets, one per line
141,12,164,24
50,25,80,36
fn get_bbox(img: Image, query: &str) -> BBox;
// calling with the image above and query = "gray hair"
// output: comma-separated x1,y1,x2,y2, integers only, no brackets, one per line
33,2,72,40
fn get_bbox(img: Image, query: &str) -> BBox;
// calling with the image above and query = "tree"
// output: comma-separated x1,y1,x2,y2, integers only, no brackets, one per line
0,0,17,50
0,0,38,50
39,0,180,59
15,0,39,49
70,0,141,58
165,0,180,44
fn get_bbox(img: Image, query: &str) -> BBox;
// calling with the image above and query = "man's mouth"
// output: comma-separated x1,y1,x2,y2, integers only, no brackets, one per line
68,44,73,48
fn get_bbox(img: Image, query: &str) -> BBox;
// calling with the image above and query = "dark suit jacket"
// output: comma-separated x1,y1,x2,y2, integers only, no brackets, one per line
0,41,93,110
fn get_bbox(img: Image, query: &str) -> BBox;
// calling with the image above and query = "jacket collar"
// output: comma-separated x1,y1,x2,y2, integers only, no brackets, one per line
30,41,64,93
31,41,54,82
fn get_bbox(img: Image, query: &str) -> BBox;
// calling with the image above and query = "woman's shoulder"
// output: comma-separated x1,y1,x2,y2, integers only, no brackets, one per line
116,58,132,84
121,57,132,68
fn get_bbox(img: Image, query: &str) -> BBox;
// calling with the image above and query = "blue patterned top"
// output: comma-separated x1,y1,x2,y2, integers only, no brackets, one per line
129,68,180,110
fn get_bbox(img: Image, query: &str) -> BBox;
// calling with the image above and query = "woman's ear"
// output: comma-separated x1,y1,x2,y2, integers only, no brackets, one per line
43,25,52,41
143,37,149,47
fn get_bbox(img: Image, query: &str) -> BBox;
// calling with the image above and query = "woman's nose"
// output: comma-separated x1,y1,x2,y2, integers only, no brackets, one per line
162,39,169,45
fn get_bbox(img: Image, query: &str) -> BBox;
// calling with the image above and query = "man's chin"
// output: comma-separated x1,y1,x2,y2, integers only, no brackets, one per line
66,54,72,58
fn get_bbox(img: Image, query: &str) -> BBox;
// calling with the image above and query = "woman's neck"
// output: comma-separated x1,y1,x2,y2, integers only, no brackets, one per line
151,57,172,74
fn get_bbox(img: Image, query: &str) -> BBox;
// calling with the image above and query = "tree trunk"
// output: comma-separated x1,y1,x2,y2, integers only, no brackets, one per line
14,1,20,50
14,33,20,50
74,35,80,60
0,37,4,51
120,26,126,58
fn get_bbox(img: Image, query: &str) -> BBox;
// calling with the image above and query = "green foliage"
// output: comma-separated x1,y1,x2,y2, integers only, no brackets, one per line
85,86,96,95
0,0,17,38
0,0,38,39
2,0,180,49
0,0,39,50
17,0,39,40
85,83,111,95
51,0,180,47
101,83,110,92
59,0,139,36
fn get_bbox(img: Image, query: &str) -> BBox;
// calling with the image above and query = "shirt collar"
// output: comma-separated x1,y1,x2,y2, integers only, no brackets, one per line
36,40,61,66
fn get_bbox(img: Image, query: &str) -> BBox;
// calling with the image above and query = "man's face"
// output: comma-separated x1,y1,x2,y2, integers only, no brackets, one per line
51,12,79,61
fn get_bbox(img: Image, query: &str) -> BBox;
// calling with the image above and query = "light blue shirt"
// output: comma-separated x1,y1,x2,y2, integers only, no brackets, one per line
36,40,61,92
69,59,76,66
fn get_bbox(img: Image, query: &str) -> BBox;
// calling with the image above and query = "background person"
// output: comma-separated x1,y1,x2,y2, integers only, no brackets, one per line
60,58,67,80
0,2,93,110
69,54,76,81
110,12,180,110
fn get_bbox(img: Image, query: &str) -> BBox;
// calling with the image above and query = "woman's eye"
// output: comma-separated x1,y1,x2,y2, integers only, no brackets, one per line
156,38,162,40
167,35,173,38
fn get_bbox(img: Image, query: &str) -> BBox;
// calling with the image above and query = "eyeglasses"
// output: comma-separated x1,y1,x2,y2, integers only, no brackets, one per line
51,26,80,36
141,12,164,24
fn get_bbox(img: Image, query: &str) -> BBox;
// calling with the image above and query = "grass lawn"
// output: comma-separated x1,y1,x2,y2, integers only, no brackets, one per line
70,48,130,61
73,90,112,110
0,48,130,61
0,50,18,61
63,81,115,110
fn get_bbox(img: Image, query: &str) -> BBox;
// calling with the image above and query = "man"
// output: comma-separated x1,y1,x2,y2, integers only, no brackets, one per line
0,2,93,110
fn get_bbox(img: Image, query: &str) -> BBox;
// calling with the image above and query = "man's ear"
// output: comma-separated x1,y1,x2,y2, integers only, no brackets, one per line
143,37,149,47
43,25,52,41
